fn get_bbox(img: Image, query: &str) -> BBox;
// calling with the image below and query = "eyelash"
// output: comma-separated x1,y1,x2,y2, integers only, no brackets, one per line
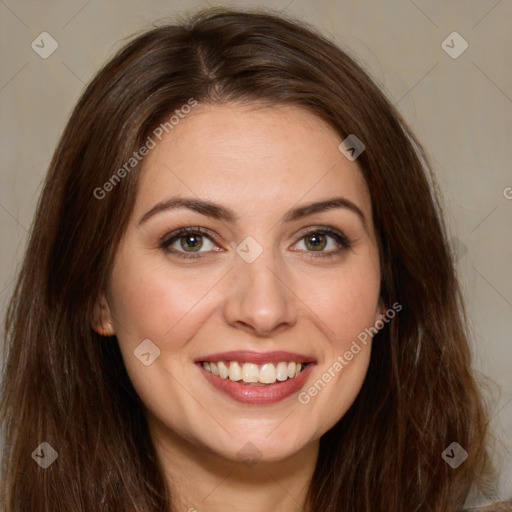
160,226,352,261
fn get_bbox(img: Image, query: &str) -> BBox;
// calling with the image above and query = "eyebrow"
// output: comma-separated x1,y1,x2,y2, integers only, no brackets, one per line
138,195,367,228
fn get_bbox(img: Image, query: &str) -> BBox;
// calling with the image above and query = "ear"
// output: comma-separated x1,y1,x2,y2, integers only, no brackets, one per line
91,294,115,337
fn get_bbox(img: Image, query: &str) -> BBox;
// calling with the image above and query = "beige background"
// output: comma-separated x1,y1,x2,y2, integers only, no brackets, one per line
1,0,511,504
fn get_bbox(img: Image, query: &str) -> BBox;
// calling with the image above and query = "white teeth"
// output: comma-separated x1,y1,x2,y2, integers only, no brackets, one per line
228,361,242,381
217,361,229,379
259,363,276,384
242,363,260,383
210,362,218,376
201,360,308,384
276,362,288,381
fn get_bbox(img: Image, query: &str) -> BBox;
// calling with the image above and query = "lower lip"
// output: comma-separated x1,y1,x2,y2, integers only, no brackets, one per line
198,363,315,404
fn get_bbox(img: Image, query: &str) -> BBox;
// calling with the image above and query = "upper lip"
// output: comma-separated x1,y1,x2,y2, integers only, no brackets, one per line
195,350,316,365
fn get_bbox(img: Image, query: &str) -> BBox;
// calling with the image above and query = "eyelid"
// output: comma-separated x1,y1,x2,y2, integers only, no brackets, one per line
160,226,219,246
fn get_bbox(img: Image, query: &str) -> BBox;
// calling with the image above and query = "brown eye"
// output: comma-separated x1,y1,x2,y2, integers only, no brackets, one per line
292,227,352,258
161,227,219,259
180,233,204,252
304,232,327,251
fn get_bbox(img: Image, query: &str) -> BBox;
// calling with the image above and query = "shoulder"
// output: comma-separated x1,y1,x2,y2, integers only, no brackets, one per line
463,502,512,511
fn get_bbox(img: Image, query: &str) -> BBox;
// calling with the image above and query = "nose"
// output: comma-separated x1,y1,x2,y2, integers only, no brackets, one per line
222,247,298,337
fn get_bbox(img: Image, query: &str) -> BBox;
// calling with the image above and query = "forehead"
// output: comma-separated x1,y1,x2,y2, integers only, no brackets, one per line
134,102,372,222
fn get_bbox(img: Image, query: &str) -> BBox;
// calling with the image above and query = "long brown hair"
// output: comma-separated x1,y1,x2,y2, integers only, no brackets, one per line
0,8,497,511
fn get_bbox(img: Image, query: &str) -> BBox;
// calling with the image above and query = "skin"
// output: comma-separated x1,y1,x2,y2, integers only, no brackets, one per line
94,103,384,512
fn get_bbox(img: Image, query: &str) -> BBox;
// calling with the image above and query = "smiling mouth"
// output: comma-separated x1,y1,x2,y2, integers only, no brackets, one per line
199,360,309,386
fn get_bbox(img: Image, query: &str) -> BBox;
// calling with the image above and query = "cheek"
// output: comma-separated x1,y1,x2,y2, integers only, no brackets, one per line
308,261,381,348
105,252,219,418
297,276,378,437
107,250,220,347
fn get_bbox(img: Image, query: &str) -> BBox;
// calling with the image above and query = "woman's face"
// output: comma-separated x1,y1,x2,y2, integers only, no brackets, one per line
97,102,383,463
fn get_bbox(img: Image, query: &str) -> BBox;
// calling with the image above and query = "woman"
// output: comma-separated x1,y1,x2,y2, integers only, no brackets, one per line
1,8,509,512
